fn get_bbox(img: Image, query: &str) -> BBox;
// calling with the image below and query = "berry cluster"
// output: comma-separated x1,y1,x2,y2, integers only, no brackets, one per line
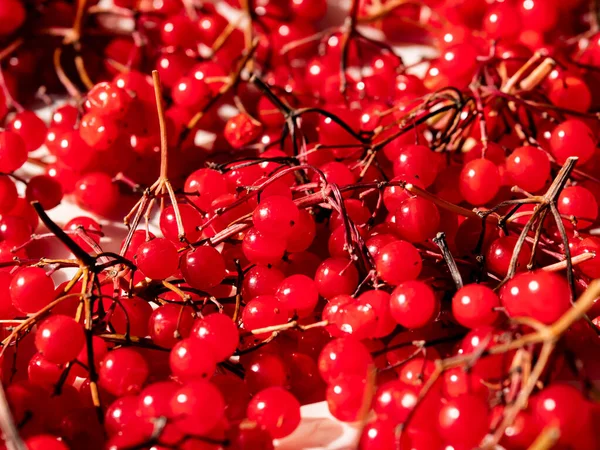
1,0,600,449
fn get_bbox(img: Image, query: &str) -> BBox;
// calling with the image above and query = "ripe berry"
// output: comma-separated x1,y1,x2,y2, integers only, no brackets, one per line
7,110,47,152
376,241,422,285
437,394,490,447
242,295,289,336
99,348,149,396
148,304,196,349
389,280,439,329
276,274,319,316
35,315,84,364
391,197,440,243
500,270,571,324
252,195,299,239
0,131,27,173
25,175,63,210
181,246,226,290
558,185,598,229
170,338,217,380
10,267,55,314
135,238,179,280
242,227,287,266
191,313,239,361
170,380,225,436
74,172,120,216
326,374,368,422
459,158,500,206
574,237,600,278
318,337,373,383
506,146,550,193
392,145,439,187
486,235,532,277
452,284,500,328
224,113,263,148
314,257,359,300
550,119,596,165
247,387,301,438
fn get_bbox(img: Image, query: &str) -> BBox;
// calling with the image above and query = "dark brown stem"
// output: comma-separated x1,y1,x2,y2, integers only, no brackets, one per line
433,232,463,289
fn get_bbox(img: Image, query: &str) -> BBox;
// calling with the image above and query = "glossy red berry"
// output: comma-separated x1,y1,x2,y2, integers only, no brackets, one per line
35,315,84,364
242,227,287,266
170,338,217,380
170,380,225,436
247,387,301,438
7,110,47,152
558,185,598,229
191,313,239,361
391,197,440,243
74,172,120,216
135,238,179,280
159,203,204,243
437,394,490,447
390,280,439,329
242,295,289,336
393,145,439,187
252,195,299,239
452,284,500,328
318,337,373,383
486,235,532,277
10,267,55,314
224,113,263,148
0,131,27,173
506,146,550,193
376,241,422,285
550,119,596,165
276,274,319,316
574,237,600,278
148,304,196,349
314,257,359,300
25,175,63,210
0,175,17,213
500,270,571,324
326,374,368,422
99,348,149,396
459,159,500,206
181,246,226,290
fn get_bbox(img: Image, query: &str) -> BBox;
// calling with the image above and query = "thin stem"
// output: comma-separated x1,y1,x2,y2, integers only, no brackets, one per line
433,232,463,289
152,71,168,181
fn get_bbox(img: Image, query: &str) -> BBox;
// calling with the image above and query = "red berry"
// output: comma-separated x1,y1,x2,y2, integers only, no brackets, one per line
500,270,571,324
486,235,532,277
35,315,84,364
135,238,179,280
10,267,55,314
506,146,550,193
459,158,500,206
181,246,226,290
191,313,239,361
148,304,196,349
452,283,500,328
7,110,47,152
314,257,359,300
242,227,287,266
389,280,439,329
170,380,225,436
99,348,149,396
376,241,422,285
74,172,120,216
252,195,299,239
318,337,373,383
276,274,319,316
550,119,596,165
437,394,490,447
558,185,598,229
170,338,217,380
0,131,27,172
25,175,63,210
247,387,301,438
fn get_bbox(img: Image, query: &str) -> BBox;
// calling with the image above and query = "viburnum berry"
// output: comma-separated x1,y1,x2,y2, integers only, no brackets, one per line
392,144,440,187
326,374,368,422
99,348,149,396
242,295,289,336
314,257,359,299
558,185,598,229
452,283,500,328
247,387,301,438
35,315,84,364
389,280,439,329
159,203,204,243
224,113,263,148
550,119,596,165
148,304,195,349
506,146,550,193
0,131,27,173
25,175,63,210
252,195,299,239
170,380,225,436
170,337,217,380
135,238,179,280
500,270,571,324
318,337,373,383
459,158,500,206
10,267,55,313
437,394,490,447
181,245,226,290
191,313,239,361
376,240,422,285
242,227,287,266
0,175,17,213
486,235,532,277
74,172,120,216
86,81,132,118
7,110,47,152
391,197,440,243
276,274,319,316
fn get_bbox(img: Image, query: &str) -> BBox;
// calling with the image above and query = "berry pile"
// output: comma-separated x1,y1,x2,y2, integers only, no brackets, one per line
1,0,600,449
